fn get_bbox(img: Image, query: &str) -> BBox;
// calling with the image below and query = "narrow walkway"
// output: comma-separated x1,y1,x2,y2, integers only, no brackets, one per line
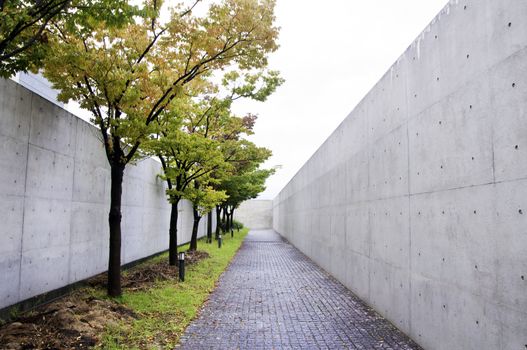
178,230,421,349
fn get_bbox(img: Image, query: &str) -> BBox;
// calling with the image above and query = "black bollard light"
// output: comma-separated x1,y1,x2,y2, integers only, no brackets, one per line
178,252,185,282
218,234,222,248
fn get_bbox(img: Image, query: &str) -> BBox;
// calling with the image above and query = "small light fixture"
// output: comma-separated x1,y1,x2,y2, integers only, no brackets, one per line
178,252,185,282
218,234,223,248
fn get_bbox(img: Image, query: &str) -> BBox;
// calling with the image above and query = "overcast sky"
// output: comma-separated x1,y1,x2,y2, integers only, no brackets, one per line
63,0,449,200
232,0,449,199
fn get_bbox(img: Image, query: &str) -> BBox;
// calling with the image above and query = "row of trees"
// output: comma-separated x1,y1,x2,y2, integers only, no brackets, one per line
1,0,281,297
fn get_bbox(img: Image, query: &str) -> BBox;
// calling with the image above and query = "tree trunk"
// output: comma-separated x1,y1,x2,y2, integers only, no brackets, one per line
226,211,231,233
228,207,234,236
207,210,213,243
190,206,201,251
215,205,221,240
169,200,179,266
108,163,124,297
222,206,227,232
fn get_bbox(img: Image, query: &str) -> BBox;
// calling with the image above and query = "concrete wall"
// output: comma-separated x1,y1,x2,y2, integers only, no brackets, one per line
12,72,63,108
234,200,273,229
0,78,213,310
273,1,527,349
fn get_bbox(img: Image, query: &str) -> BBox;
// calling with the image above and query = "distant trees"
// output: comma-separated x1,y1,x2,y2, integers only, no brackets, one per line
219,161,274,234
41,0,279,297
143,101,231,264
146,68,282,259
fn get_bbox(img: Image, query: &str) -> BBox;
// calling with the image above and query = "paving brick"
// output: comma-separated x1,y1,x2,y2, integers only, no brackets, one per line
178,230,422,350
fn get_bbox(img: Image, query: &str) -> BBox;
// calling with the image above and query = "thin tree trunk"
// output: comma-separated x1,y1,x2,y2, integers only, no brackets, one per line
222,205,227,232
190,206,201,251
169,200,179,266
108,163,124,297
207,211,213,243
226,211,231,233
228,206,234,236
215,205,221,240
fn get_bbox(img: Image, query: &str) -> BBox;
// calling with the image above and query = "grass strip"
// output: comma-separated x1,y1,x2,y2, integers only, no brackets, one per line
99,228,249,349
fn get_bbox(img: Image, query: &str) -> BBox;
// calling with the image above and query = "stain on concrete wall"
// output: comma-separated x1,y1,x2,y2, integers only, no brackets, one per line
0,78,213,309
273,1,527,349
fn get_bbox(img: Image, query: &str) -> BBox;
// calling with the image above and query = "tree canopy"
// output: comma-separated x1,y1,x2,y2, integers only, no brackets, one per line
0,0,133,77
41,0,279,296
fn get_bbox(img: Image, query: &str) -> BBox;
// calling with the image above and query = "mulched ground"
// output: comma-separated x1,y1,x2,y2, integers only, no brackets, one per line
0,250,209,350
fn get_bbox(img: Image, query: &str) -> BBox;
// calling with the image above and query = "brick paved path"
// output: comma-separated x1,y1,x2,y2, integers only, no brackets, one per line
178,230,422,350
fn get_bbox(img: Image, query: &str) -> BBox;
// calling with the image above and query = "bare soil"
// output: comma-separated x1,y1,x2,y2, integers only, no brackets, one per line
0,250,209,350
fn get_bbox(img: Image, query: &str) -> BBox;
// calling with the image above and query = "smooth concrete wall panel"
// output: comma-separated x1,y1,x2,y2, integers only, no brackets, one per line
273,1,527,349
234,200,273,229
0,80,32,142
0,134,28,197
490,48,527,182
0,77,214,309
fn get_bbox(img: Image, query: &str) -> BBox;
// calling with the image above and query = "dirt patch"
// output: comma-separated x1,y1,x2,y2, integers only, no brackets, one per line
0,250,209,349
87,250,209,291
0,295,136,350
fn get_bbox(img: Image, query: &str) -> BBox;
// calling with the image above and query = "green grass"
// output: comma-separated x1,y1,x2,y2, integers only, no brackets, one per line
98,228,249,350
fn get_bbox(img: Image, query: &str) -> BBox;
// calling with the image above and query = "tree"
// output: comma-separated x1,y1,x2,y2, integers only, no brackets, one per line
186,180,227,251
145,119,231,264
0,0,133,77
209,128,273,234
43,0,279,296
149,69,282,259
221,167,274,233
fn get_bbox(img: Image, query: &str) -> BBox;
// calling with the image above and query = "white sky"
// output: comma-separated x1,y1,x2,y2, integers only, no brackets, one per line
232,0,449,200
64,0,449,200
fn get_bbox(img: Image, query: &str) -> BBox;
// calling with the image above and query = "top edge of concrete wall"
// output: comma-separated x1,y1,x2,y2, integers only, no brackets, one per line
273,0,468,200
